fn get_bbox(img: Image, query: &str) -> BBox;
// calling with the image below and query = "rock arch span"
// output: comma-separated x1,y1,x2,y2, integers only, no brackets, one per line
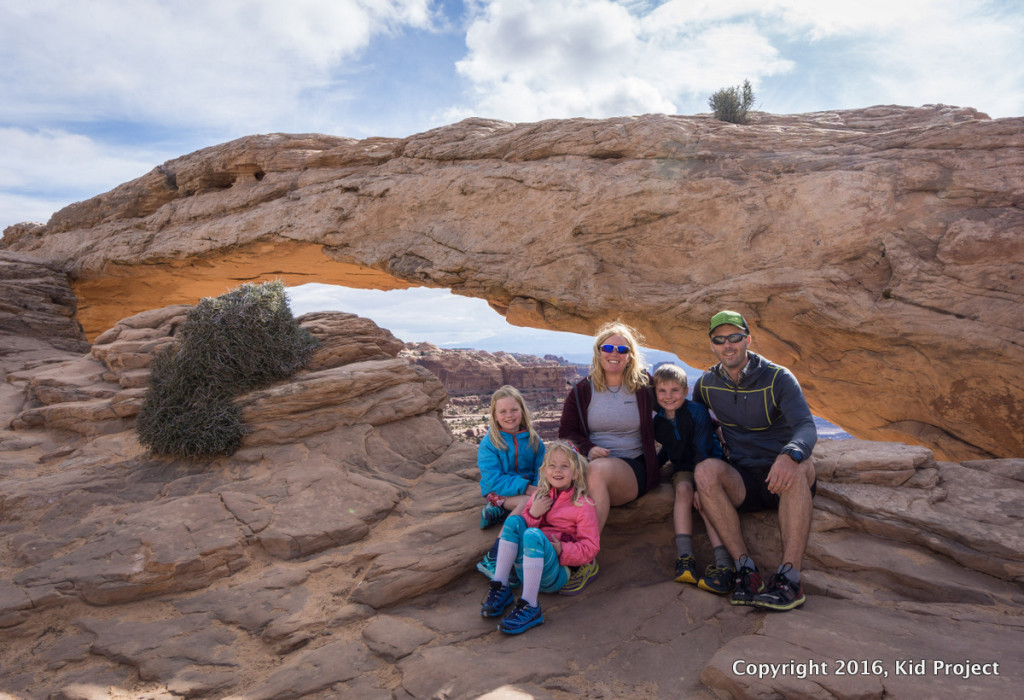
3,106,1022,459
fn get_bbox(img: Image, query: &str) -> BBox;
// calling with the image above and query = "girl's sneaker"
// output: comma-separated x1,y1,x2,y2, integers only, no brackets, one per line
559,560,599,596
479,505,508,529
480,581,514,617
499,599,543,634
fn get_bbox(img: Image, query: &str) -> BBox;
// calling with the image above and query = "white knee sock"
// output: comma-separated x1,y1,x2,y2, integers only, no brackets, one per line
494,539,518,585
521,556,544,607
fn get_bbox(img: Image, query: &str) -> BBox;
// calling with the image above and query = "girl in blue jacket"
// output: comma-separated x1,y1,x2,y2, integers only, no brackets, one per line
476,385,545,577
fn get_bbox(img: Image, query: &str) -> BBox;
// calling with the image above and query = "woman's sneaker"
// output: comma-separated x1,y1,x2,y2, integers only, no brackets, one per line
499,600,544,634
673,555,698,584
730,565,765,606
479,505,508,529
752,564,806,611
697,564,736,595
559,560,599,596
480,581,514,617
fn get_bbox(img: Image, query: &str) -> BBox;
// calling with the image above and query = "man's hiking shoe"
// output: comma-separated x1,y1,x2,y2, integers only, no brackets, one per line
480,504,507,529
730,565,765,606
499,599,544,634
480,581,514,618
752,564,806,611
698,564,736,595
673,555,698,584
559,560,599,596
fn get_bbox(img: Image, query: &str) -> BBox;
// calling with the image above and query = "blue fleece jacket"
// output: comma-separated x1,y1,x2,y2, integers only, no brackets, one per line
478,429,544,497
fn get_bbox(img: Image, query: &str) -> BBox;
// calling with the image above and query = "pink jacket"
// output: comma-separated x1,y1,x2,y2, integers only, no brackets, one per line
522,487,600,568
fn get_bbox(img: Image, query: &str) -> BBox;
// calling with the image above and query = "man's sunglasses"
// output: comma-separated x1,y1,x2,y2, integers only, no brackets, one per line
711,333,748,345
600,344,630,354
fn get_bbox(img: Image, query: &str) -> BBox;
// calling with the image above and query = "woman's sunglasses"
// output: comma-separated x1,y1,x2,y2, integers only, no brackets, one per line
710,333,748,345
600,344,630,354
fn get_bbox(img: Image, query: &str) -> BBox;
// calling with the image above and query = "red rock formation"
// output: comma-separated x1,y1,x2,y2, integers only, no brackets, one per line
2,107,1022,459
0,283,1021,697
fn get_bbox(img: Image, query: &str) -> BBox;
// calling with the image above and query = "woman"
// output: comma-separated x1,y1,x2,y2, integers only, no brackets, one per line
557,321,658,593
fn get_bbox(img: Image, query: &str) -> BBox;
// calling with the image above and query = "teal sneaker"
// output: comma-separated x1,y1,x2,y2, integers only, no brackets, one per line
479,504,507,529
499,599,543,634
480,581,514,618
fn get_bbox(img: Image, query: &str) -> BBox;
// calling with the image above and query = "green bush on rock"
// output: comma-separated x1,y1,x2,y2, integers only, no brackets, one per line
137,280,318,457
709,79,755,124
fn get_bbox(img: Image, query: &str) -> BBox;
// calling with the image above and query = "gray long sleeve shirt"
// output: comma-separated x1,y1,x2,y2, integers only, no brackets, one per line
693,351,817,471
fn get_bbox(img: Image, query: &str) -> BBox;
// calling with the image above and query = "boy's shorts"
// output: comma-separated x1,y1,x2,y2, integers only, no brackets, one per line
737,464,817,513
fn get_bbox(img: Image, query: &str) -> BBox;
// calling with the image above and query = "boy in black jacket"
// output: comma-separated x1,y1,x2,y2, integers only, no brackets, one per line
652,365,734,593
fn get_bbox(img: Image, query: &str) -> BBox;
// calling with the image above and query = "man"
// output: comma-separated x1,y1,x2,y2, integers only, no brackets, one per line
692,310,817,611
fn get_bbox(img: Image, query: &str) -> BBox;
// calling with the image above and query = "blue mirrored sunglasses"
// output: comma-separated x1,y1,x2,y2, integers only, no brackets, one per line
600,344,630,354
711,333,748,345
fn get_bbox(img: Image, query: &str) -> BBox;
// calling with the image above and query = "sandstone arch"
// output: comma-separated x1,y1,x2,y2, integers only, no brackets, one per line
3,106,1023,459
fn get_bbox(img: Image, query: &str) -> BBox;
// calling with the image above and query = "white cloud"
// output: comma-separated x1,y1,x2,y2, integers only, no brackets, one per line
0,127,172,230
0,0,438,134
450,0,1024,122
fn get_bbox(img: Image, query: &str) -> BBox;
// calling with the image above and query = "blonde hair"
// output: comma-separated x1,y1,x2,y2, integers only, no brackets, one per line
590,321,648,393
537,440,591,505
652,364,688,393
487,385,540,452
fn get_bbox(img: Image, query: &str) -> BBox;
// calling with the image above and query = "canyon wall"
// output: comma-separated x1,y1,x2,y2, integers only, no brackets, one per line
3,106,1022,459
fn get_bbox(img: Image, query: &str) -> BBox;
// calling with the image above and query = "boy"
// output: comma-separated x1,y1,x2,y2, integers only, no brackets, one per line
651,365,734,593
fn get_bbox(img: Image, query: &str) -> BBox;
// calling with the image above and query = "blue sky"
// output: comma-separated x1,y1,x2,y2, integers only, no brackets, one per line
2,0,1022,362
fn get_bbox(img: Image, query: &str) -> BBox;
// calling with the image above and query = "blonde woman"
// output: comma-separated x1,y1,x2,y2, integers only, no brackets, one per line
557,321,658,593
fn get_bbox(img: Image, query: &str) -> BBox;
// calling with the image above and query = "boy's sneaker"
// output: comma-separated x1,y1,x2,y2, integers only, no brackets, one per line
730,565,765,606
559,560,599,596
752,564,806,611
499,599,544,634
697,564,736,595
673,555,698,585
479,504,507,529
480,581,514,618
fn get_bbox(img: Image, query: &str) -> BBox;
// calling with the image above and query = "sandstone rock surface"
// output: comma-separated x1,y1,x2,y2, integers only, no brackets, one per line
0,285,1021,698
3,107,1022,459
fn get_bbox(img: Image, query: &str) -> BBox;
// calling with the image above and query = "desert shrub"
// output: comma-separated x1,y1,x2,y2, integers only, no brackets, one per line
709,79,755,124
137,280,318,457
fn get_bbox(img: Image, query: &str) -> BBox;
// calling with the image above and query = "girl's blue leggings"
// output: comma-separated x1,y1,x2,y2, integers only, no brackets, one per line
499,515,569,592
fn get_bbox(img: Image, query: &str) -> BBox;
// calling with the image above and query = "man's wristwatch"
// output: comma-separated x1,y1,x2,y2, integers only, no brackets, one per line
783,447,804,463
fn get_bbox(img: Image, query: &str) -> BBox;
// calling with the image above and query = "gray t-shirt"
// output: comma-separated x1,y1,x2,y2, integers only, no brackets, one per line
587,386,642,459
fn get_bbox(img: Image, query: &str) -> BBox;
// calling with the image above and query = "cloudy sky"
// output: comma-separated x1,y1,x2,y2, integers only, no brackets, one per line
2,0,1021,361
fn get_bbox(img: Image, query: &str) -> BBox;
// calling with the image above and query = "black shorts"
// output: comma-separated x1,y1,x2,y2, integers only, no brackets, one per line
622,455,649,500
737,464,817,513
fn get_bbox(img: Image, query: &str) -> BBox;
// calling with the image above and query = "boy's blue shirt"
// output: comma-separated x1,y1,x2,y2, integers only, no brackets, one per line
477,428,544,497
653,398,722,471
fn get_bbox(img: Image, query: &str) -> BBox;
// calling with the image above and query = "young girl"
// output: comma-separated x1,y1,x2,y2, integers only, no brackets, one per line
477,385,545,529
479,440,600,634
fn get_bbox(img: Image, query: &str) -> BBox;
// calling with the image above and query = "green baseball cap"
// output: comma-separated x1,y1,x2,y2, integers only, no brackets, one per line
709,310,749,335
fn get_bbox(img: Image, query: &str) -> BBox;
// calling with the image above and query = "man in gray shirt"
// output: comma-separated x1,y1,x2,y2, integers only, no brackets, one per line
692,310,817,612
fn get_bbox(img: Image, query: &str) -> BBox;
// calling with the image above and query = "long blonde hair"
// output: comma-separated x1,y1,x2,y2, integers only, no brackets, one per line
536,440,591,505
590,321,648,393
487,385,540,452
